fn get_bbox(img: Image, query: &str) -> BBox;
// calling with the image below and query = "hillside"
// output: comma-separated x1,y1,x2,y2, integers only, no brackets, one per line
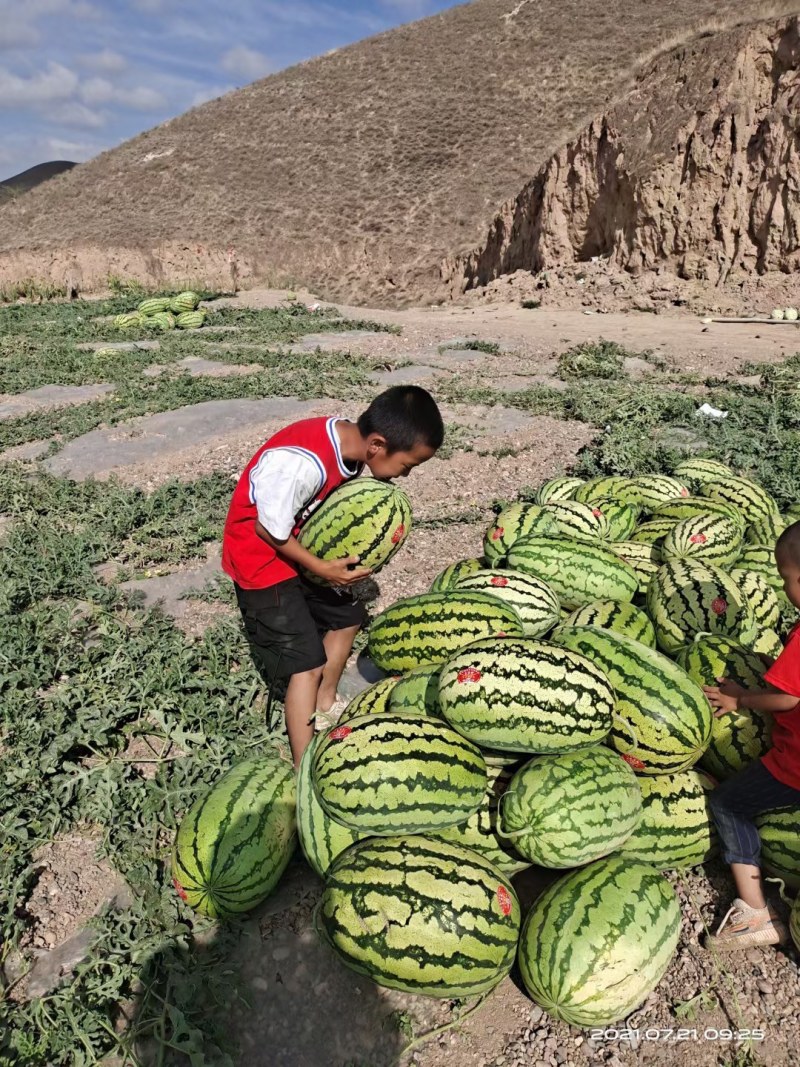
0,162,76,204
445,16,800,298
0,0,797,306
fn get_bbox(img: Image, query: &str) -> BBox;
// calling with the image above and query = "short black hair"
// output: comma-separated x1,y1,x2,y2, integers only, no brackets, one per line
776,521,800,567
358,386,444,452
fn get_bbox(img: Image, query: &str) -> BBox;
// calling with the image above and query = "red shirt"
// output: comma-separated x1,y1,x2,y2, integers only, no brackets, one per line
221,417,361,590
762,623,800,791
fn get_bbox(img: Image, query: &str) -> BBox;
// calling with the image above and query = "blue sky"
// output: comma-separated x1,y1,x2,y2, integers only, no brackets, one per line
0,0,462,180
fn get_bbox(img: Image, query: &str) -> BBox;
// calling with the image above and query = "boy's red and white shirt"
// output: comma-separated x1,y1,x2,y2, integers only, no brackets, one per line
763,622,800,790
221,416,362,590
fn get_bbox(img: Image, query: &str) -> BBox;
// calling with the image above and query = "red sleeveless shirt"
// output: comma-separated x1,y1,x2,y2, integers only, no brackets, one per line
221,417,361,589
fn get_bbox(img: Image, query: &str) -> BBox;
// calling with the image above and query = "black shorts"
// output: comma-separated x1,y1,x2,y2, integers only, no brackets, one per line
234,577,367,680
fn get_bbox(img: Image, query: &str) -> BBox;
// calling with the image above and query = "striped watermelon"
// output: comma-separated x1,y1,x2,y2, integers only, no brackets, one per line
597,500,640,541
483,503,558,565
646,560,757,655
746,512,786,545
518,856,681,1026
573,476,632,505
619,475,689,511
675,636,771,779
735,545,781,591
543,500,610,542
535,476,585,503
176,309,207,329
631,518,678,546
296,735,362,877
607,540,661,595
138,296,173,316
434,767,531,875
171,753,296,918
746,628,784,659
316,836,520,997
170,290,202,313
337,677,400,723
369,591,523,673
148,311,176,330
661,514,743,568
500,747,642,867
730,569,781,629
507,537,638,610
791,892,800,952
673,457,735,490
113,312,142,329
755,808,800,890
615,769,717,869
429,557,483,593
551,626,712,774
700,475,781,525
388,663,442,717
312,713,486,833
454,569,560,637
563,600,656,648
298,478,411,583
652,495,744,528
438,637,615,754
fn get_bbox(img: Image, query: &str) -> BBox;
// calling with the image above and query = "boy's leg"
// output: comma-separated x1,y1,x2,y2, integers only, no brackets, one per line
318,625,361,712
301,578,368,714
284,666,324,767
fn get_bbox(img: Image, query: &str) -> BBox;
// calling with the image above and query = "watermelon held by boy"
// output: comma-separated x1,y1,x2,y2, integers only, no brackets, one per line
298,478,412,583
517,855,681,1026
172,752,296,919
315,836,521,997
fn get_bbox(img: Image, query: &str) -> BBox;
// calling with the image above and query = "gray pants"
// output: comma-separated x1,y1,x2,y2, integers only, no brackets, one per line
708,759,800,867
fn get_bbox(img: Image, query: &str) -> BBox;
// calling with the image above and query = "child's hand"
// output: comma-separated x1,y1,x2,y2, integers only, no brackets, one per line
703,677,745,716
318,556,372,587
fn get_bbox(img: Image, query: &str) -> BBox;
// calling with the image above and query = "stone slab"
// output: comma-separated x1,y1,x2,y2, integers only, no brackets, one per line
0,383,115,421
120,548,224,618
0,439,53,463
44,397,321,480
374,365,440,386
76,341,161,352
142,356,262,379
287,331,388,353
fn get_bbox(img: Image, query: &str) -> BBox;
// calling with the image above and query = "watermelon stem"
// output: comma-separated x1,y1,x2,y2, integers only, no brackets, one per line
612,713,640,749
494,791,529,840
388,990,492,1066
765,875,793,907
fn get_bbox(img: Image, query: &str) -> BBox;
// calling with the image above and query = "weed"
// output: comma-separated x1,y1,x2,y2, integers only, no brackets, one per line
673,988,718,1020
437,422,474,460
557,339,631,381
438,340,500,355
521,299,541,310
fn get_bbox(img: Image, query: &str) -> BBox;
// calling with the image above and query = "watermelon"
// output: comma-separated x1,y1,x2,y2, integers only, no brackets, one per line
438,637,615,754
483,503,558,565
296,735,362,878
113,312,142,329
700,475,781,525
746,512,786,545
660,514,743,568
170,290,202,313
535,476,584,503
316,836,520,997
507,537,638,610
607,540,661,595
148,311,176,330
730,569,781,629
652,495,744,528
543,500,610,542
597,500,640,541
137,296,172,316
673,458,735,490
433,767,531,875
429,557,483,593
298,478,411,583
619,475,689,511
388,664,442,717
176,309,207,329
735,545,781,591
172,753,296,918
615,769,717,869
646,560,757,655
312,713,486,833
755,808,800,890
573,476,632,505
631,518,678,546
676,635,771,779
453,569,560,637
337,676,400,723
500,747,642,867
368,591,524,673
563,600,656,648
550,627,712,774
518,856,681,1026
746,628,784,659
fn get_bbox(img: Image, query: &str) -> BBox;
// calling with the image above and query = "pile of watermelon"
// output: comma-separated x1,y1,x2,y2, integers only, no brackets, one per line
171,459,800,1029
113,290,207,331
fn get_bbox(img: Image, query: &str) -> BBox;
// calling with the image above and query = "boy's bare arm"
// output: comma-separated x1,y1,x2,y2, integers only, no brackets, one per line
703,678,798,716
255,520,371,587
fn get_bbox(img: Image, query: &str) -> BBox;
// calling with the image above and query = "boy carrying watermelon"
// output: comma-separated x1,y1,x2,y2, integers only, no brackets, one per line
703,521,800,950
221,386,443,768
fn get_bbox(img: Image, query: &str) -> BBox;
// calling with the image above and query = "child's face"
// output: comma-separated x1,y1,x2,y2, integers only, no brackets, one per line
366,438,436,480
776,549,800,609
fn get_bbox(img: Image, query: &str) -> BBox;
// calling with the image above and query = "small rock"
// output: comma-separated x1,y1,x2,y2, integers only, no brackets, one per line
529,1005,545,1025
758,980,774,996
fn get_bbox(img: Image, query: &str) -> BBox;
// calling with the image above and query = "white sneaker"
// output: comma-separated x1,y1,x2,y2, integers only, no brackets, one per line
704,898,788,951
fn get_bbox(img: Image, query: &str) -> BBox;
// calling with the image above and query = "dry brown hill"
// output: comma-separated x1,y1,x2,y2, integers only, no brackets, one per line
0,0,797,306
0,161,76,205
446,15,800,296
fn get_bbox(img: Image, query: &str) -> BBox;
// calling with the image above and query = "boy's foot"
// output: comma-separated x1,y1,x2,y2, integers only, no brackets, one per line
704,898,788,951
313,696,349,732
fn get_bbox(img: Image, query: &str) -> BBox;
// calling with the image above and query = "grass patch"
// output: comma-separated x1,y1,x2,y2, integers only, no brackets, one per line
556,339,632,381
438,340,500,356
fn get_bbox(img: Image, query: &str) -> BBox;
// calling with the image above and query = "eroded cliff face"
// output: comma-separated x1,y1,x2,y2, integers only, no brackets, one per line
445,17,800,295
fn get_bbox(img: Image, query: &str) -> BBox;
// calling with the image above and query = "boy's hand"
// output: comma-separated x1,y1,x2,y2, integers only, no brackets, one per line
703,677,745,716
316,556,372,587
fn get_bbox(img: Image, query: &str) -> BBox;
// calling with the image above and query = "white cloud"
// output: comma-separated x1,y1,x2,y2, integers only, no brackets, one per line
0,23,40,50
220,45,274,81
78,48,127,73
191,83,235,107
0,62,78,108
80,76,166,110
50,100,106,128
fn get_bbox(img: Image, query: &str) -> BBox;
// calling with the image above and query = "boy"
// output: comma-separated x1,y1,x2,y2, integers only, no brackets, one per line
222,386,444,768
703,520,800,950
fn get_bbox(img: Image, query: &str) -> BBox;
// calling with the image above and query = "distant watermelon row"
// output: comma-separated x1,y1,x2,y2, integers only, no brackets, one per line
113,290,207,331
169,455,800,1031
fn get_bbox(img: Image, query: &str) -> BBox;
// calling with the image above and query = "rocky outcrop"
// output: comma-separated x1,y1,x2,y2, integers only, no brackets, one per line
445,17,800,295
